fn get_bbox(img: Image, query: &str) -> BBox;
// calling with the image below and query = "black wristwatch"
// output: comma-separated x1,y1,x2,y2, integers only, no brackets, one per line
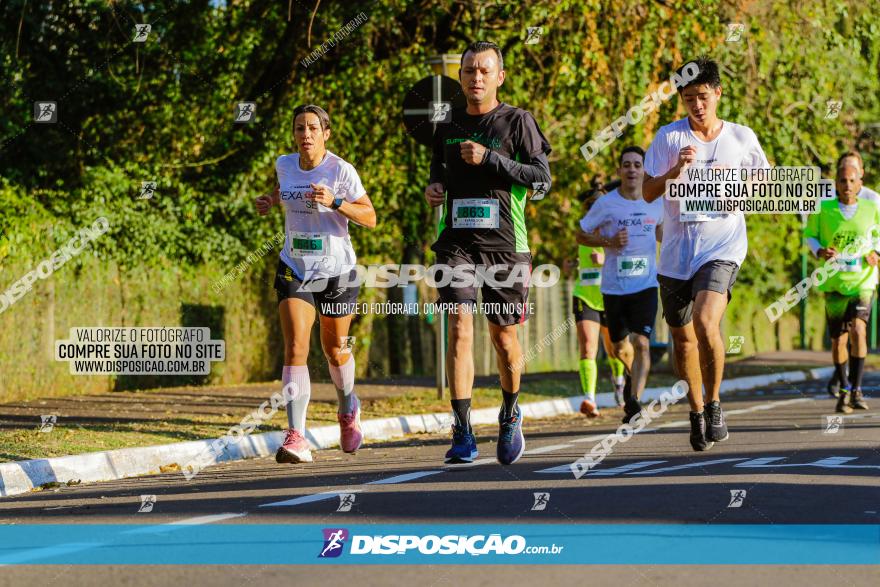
330,196,344,210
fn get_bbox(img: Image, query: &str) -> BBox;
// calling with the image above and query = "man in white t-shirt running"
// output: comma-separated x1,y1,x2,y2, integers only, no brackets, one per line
642,57,769,451
825,150,879,397
578,146,663,423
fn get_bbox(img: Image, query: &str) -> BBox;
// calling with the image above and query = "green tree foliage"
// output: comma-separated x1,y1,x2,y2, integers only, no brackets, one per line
1,0,878,332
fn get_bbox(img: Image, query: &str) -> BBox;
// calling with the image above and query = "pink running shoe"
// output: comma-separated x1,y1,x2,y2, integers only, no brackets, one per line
338,398,363,453
580,398,600,418
275,428,312,463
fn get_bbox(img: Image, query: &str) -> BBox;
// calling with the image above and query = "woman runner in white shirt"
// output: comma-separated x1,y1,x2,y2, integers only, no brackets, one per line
255,104,376,464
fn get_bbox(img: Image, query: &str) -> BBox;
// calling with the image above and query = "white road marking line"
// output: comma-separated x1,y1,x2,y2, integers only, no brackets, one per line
583,460,669,476
627,458,747,475
122,512,248,535
725,397,813,416
736,456,880,470
841,412,880,419
443,457,496,470
533,463,579,474
570,434,610,444
366,471,442,485
534,396,819,476
535,460,667,475
166,512,247,525
259,489,362,508
653,420,689,429
525,443,574,455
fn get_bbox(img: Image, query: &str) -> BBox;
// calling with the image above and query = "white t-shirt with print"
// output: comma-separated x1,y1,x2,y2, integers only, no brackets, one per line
276,151,366,280
579,189,663,295
644,118,769,280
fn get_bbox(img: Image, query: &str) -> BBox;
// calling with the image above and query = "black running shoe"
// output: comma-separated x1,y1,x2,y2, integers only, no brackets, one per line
826,377,840,399
689,411,714,451
704,400,729,442
836,388,853,414
622,397,641,424
850,388,869,410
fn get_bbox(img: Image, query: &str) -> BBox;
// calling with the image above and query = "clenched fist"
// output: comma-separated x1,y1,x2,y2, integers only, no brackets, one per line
425,183,445,207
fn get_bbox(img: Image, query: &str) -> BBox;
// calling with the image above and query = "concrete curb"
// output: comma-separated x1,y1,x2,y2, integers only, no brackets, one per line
0,366,834,498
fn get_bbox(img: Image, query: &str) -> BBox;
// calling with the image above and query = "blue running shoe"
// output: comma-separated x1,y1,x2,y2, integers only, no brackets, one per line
497,405,525,465
444,425,478,463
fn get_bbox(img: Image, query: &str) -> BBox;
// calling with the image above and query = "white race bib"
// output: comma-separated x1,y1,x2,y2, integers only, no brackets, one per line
452,198,500,229
580,268,602,286
838,256,863,273
288,232,328,258
617,256,649,277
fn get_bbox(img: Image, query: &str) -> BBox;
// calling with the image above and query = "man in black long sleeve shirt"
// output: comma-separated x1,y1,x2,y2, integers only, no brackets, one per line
423,41,552,466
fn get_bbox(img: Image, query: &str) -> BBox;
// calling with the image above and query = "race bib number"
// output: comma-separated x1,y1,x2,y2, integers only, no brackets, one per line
452,198,499,229
580,268,601,286
288,232,327,258
617,256,648,277
838,256,862,273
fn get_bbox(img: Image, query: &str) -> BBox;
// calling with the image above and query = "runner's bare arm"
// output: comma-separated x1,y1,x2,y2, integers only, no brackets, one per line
306,183,376,228
643,146,696,202
332,194,377,229
576,226,614,248
578,226,627,249
255,184,280,215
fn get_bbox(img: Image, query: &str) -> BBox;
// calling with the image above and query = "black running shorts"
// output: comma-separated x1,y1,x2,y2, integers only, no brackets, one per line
273,259,360,317
825,290,874,338
573,297,605,325
433,246,532,326
603,287,659,342
657,260,739,328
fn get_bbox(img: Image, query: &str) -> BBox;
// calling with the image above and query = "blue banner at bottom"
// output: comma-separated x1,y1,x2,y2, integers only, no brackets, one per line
0,524,877,565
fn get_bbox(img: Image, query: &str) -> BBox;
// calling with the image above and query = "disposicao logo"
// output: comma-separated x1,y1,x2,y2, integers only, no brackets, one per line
319,528,349,558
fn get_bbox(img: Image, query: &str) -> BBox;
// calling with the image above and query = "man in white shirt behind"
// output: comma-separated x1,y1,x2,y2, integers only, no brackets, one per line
642,57,769,452
578,146,663,424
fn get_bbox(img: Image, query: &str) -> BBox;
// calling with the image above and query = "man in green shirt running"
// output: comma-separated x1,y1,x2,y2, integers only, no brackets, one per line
805,164,879,413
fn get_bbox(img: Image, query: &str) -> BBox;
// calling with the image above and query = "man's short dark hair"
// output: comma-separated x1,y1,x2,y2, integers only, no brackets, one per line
579,177,621,205
461,41,504,71
619,146,645,165
292,104,331,131
677,56,721,91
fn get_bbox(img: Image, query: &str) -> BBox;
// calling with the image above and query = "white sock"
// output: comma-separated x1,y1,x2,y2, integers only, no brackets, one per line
283,365,311,431
329,357,357,413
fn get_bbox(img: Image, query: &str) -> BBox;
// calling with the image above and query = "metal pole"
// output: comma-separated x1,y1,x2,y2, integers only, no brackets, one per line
425,55,460,398
800,242,807,350
799,215,807,350
872,296,878,350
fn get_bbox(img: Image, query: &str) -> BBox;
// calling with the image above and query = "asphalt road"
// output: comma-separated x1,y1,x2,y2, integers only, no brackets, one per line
0,376,878,586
